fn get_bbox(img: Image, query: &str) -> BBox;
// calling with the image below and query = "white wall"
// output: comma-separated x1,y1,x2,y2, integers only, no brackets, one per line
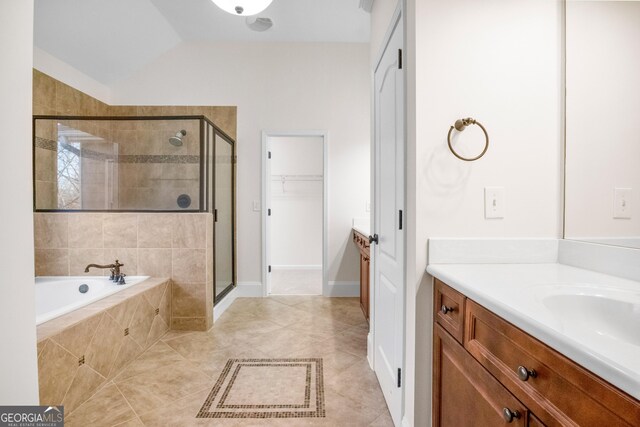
270,136,323,267
0,0,40,404
565,1,640,240
111,42,370,285
410,0,563,425
34,47,112,103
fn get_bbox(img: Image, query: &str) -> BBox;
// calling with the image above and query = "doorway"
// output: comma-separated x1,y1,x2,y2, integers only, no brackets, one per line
262,131,328,296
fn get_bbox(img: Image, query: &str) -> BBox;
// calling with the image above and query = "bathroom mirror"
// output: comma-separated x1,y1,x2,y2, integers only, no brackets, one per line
564,1,640,249
33,116,205,211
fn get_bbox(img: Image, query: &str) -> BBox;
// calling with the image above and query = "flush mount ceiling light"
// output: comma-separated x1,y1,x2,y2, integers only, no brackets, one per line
211,0,273,16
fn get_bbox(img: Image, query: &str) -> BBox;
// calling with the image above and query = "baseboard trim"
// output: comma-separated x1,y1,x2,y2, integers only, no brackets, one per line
271,265,322,270
213,286,238,322
237,282,264,297
326,281,360,297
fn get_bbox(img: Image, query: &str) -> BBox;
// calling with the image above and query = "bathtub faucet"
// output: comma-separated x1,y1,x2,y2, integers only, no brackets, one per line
84,260,124,282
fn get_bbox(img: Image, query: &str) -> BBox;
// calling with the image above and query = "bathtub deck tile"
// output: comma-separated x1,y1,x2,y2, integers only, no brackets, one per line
61,364,106,414
50,312,102,358
38,340,79,406
85,312,125,378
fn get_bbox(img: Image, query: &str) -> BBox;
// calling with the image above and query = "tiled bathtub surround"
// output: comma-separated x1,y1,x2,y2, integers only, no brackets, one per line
34,212,214,330
37,277,170,415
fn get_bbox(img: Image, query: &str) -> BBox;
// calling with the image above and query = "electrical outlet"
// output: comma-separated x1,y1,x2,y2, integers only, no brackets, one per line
252,200,261,212
484,187,505,219
613,188,632,219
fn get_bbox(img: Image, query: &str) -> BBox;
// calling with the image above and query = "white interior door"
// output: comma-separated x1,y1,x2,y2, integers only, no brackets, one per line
373,7,405,427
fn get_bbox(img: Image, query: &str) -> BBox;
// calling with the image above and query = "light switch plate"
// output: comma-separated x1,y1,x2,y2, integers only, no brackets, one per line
252,200,261,212
485,187,505,219
613,188,632,219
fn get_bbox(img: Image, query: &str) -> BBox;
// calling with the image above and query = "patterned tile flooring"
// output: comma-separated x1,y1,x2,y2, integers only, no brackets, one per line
65,296,393,426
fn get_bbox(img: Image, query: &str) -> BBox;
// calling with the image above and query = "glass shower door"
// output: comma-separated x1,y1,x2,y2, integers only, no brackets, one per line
214,132,235,301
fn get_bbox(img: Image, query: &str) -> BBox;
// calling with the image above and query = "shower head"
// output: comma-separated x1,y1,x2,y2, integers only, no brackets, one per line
169,130,187,146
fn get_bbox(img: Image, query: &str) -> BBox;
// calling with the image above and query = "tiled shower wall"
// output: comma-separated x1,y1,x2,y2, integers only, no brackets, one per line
32,69,237,331
35,213,214,331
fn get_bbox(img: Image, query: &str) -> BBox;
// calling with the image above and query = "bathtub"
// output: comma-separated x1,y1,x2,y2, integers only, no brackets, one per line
35,275,149,325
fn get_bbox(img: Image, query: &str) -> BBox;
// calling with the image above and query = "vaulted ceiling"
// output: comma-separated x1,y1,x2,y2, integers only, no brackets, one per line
34,0,371,84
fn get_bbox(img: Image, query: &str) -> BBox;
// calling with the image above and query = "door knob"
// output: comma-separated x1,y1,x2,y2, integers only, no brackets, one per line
368,234,379,244
502,408,521,423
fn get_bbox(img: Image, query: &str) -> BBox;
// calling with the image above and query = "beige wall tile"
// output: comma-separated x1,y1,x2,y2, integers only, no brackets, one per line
51,313,102,358
38,340,79,405
170,317,208,331
109,336,143,380
33,70,56,109
142,282,167,308
129,297,155,348
137,248,172,277
68,214,104,248
69,249,105,276
171,282,206,318
103,214,137,248
107,295,141,330
159,283,171,326
35,180,56,209
35,249,69,276
147,315,169,345
172,249,206,282
34,214,68,249
85,313,125,378
173,214,206,249
137,214,174,248
104,248,138,277
62,364,106,413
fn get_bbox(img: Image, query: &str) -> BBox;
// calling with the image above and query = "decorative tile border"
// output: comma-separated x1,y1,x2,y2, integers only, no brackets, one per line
35,137,200,164
197,358,325,419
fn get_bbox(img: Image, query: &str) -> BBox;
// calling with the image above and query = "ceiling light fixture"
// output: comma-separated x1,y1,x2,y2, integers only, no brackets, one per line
211,0,273,16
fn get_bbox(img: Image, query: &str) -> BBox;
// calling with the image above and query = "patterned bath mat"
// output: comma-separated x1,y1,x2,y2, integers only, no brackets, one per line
197,358,325,419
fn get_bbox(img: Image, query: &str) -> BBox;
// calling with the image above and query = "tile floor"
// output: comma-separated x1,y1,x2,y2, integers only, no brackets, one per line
270,269,323,295
65,296,392,426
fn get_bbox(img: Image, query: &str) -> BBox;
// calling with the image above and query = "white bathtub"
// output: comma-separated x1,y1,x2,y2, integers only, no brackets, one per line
35,276,150,325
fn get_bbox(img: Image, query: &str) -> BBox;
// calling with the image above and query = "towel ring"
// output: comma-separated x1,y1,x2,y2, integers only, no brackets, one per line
447,117,489,161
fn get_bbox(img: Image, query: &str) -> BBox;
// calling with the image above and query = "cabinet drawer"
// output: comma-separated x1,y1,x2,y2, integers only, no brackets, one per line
434,280,465,344
434,324,529,427
464,299,640,426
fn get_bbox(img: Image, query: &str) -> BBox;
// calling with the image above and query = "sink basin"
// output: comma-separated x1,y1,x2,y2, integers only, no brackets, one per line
539,287,640,347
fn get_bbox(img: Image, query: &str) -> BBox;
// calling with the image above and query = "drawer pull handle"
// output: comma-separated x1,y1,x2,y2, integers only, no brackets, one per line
502,408,521,423
440,305,454,314
517,365,537,382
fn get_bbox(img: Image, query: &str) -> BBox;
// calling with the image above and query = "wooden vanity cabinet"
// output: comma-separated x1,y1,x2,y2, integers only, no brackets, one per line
352,230,370,322
433,279,640,427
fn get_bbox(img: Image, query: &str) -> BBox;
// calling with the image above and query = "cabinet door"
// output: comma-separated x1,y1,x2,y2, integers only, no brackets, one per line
359,254,370,322
434,324,528,427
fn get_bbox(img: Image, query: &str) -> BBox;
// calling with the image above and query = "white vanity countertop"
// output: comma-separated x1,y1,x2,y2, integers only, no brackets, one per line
352,217,370,237
426,262,640,400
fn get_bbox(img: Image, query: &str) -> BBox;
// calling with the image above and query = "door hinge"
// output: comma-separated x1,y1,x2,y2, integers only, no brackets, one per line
397,368,402,387
268,151,272,159
399,210,403,230
268,208,272,216
398,49,403,69
268,265,272,273
214,209,218,222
